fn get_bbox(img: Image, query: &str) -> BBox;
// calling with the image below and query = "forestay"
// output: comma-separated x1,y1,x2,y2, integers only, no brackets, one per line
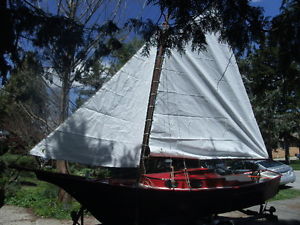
30,33,268,168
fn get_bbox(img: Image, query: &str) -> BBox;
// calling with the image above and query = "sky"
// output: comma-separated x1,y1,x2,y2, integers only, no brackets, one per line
250,0,282,17
127,0,284,21
39,0,284,32
0,0,285,89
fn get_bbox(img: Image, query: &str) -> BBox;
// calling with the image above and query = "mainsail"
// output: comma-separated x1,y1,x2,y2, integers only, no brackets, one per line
30,33,268,168
149,33,267,159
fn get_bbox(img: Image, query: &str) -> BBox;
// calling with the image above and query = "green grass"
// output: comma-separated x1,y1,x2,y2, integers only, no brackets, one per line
270,187,300,201
5,176,81,219
290,160,300,170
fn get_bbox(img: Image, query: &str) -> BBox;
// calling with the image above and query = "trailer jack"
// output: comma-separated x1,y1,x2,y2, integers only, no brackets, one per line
71,207,86,225
239,203,278,222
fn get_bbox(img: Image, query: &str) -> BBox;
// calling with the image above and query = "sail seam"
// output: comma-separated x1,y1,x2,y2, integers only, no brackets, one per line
82,107,131,123
53,130,137,144
149,136,240,141
153,113,228,119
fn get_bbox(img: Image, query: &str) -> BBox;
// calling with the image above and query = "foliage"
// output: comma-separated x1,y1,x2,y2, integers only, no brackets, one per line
237,0,300,160
0,153,38,169
239,45,300,156
128,0,267,55
2,0,133,204
0,51,48,204
0,0,80,85
75,38,144,107
0,53,48,153
71,166,111,179
270,0,300,71
110,38,145,73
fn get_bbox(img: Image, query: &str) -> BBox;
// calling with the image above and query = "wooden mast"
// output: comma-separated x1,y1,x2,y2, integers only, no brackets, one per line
139,22,168,174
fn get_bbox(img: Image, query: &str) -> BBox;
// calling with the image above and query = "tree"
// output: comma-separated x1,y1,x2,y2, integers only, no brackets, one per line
270,0,300,71
1,0,126,203
239,46,300,162
76,38,144,107
0,53,48,206
128,0,267,55
0,0,79,85
110,38,144,73
32,0,123,203
0,52,48,150
268,0,300,163
236,0,300,162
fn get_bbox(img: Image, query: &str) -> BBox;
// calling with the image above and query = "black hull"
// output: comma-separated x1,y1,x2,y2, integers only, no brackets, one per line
35,170,280,225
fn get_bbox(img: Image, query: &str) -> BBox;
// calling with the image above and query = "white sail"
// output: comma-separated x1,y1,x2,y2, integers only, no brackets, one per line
149,33,268,159
30,47,157,167
30,33,268,168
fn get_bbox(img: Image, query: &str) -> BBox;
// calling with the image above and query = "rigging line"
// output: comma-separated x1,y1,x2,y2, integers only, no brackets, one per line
170,159,175,190
217,52,234,89
183,159,191,190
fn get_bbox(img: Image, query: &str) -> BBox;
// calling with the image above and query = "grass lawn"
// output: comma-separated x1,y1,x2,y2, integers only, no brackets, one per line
5,173,81,219
270,186,300,201
290,160,300,170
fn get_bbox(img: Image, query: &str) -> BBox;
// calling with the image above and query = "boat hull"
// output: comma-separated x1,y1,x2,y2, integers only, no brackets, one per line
34,170,280,225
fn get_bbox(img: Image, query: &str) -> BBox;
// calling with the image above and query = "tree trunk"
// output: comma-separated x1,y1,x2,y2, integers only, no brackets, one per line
56,160,72,202
0,187,5,208
56,73,72,203
267,147,273,159
265,137,273,159
284,136,290,165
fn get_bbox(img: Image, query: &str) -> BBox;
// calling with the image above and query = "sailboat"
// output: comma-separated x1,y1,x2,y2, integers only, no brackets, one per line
29,31,280,225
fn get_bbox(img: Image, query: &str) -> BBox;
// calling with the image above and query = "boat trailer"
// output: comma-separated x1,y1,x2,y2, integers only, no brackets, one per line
70,203,278,225
71,207,92,225
238,203,278,223
208,203,278,225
